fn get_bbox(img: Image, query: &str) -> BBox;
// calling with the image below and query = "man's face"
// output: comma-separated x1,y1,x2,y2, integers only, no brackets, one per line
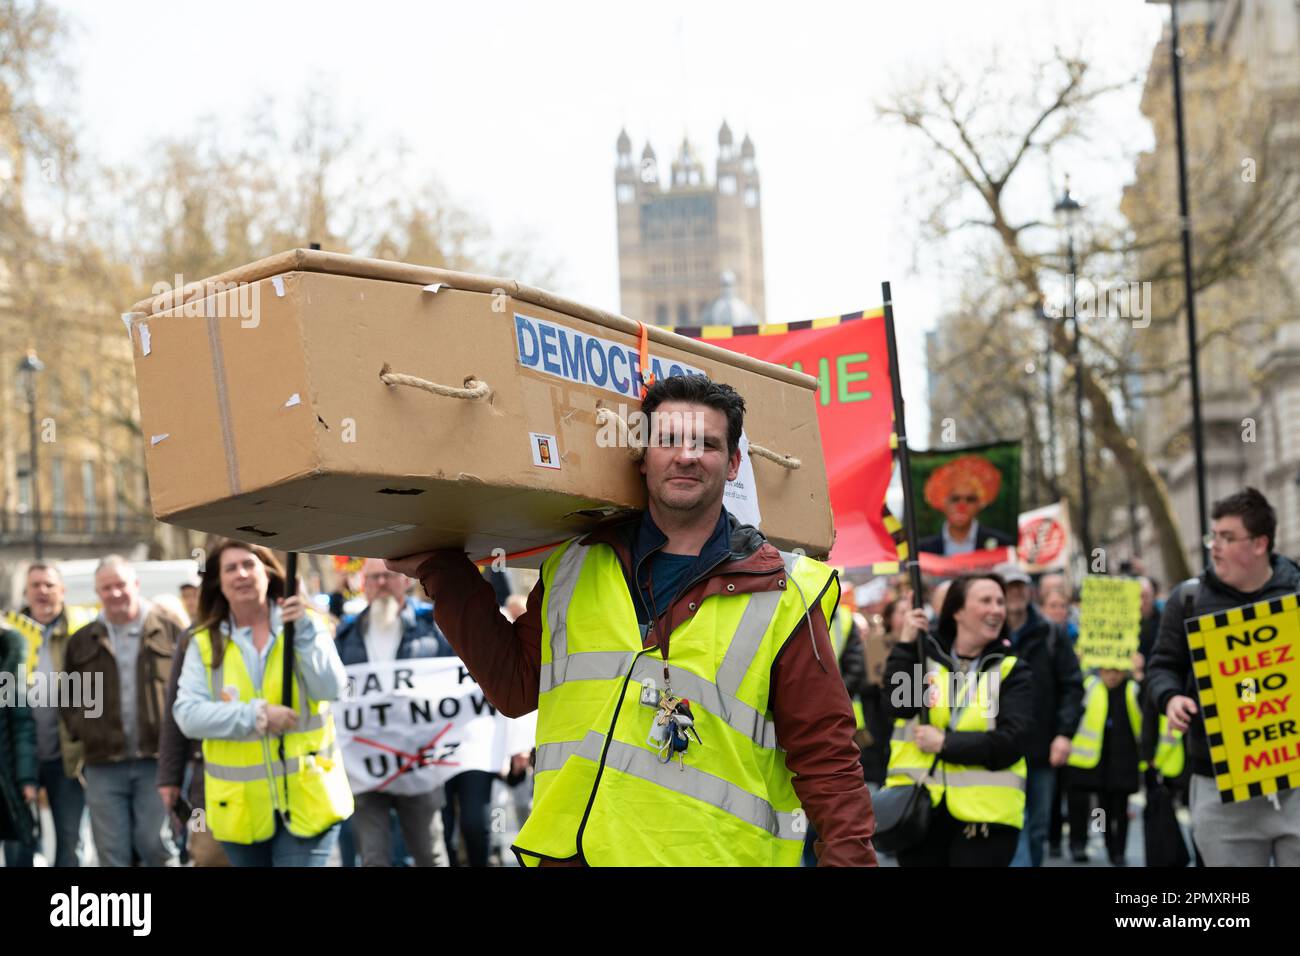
1139,579,1155,618
362,558,408,603
1004,581,1029,618
95,564,140,623
640,401,740,518
1209,515,1270,590
25,568,64,624
179,585,200,619
943,483,982,531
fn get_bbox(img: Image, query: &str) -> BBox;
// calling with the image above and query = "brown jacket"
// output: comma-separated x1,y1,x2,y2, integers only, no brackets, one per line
62,606,182,768
417,513,877,867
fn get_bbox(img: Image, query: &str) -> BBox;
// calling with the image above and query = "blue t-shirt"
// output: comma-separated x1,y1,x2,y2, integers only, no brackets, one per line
638,551,698,625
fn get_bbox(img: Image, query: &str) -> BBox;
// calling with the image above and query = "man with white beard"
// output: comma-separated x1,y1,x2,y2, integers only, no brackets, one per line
334,558,453,866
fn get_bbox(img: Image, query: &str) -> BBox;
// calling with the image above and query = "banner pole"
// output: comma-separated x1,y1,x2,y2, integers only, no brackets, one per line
882,282,923,610
280,550,299,824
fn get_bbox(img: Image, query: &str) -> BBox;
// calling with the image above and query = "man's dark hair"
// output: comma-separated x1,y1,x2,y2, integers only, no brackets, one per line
641,374,746,458
1211,486,1276,554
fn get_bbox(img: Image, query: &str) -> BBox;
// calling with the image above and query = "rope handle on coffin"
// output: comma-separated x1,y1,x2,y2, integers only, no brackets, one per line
380,364,490,400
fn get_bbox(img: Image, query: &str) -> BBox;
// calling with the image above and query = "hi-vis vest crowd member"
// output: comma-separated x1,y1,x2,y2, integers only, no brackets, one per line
1062,668,1146,865
1071,672,1183,778
883,574,1033,867
7,562,97,868
389,375,877,866
174,541,353,867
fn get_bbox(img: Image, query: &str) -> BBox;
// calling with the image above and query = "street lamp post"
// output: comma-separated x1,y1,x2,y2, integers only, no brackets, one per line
1055,177,1093,562
1037,299,1060,501
18,350,45,559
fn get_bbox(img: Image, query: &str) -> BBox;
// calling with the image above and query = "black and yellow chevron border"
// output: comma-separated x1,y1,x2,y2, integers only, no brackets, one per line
4,609,43,675
665,306,886,341
1186,592,1300,804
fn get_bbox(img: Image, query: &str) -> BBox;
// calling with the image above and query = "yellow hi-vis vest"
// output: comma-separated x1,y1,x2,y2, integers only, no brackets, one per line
193,623,353,844
1069,675,1144,770
512,538,840,867
1153,718,1185,779
886,656,1027,829
830,606,853,659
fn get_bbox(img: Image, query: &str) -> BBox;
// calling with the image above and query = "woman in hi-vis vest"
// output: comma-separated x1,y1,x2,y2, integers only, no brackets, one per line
173,541,353,867
883,574,1034,867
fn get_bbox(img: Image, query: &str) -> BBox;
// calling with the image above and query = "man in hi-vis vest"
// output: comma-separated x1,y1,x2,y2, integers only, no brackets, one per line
388,374,876,866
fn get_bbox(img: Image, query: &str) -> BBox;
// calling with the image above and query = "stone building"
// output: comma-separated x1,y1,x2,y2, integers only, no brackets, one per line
1124,0,1300,583
615,122,766,326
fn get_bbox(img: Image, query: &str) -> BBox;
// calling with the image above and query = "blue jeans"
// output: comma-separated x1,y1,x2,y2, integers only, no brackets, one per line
220,820,340,867
5,757,87,867
1011,765,1056,867
83,758,174,867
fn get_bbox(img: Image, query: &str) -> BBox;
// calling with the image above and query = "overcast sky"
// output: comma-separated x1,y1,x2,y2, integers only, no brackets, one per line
61,0,1167,441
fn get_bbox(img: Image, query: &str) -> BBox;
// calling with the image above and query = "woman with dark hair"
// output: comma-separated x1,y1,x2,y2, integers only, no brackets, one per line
173,540,353,866
882,574,1033,866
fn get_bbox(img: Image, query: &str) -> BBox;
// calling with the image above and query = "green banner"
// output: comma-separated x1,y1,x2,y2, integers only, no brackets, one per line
909,440,1022,555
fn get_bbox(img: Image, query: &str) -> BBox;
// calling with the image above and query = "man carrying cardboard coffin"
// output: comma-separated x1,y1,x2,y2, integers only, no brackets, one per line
387,374,876,866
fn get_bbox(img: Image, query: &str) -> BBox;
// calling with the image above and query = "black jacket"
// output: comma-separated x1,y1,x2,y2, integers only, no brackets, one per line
884,628,1034,773
1146,554,1300,778
1010,604,1084,768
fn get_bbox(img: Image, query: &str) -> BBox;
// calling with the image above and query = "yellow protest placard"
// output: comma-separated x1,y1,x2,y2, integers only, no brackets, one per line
4,609,43,675
1186,593,1300,803
1076,575,1142,670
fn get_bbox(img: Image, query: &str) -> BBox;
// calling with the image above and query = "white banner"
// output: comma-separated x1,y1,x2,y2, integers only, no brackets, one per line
337,658,533,796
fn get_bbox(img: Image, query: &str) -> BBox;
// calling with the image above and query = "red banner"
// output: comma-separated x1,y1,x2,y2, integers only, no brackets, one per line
676,310,898,567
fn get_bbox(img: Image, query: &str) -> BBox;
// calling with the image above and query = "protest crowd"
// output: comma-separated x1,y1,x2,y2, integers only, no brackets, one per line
3,360,1295,867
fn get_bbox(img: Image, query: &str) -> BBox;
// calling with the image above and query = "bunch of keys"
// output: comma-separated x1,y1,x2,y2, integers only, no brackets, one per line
647,691,702,769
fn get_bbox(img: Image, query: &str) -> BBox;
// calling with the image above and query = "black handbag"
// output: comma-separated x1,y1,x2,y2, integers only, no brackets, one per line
872,754,939,854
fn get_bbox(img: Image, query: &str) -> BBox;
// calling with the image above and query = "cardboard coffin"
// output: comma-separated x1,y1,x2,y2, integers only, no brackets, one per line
126,250,833,565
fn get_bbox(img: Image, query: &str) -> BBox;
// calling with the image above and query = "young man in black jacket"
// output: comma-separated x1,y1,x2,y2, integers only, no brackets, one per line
996,564,1084,866
1146,488,1300,866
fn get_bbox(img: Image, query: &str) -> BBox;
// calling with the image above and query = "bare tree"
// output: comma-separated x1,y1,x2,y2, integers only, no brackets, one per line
881,43,1300,581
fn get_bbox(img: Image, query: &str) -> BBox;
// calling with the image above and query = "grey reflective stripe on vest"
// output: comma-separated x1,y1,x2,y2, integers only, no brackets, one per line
890,765,936,784
546,543,590,663
211,655,224,702
539,651,633,694
577,731,801,842
206,742,339,782
892,723,914,743
944,769,1025,790
714,591,783,699
534,738,588,774
891,765,1022,790
627,657,780,750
